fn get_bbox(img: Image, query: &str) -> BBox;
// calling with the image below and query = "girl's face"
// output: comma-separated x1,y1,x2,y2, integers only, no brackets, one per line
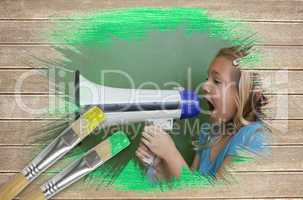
202,56,239,123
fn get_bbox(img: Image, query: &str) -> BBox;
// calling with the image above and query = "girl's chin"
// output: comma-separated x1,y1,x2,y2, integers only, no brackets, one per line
210,117,219,123
209,111,226,123
209,111,218,122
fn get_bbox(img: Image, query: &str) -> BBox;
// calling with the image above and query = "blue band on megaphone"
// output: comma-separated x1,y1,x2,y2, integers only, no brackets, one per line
180,90,201,119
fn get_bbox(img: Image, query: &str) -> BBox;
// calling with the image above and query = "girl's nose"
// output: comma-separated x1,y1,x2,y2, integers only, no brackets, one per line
202,82,211,94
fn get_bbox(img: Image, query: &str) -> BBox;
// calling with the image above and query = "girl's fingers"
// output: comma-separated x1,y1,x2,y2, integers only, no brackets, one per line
137,146,151,158
136,150,145,161
139,143,151,153
142,131,153,141
136,149,154,165
136,148,149,159
144,125,157,135
145,125,165,135
141,137,152,149
153,157,161,166
139,143,156,159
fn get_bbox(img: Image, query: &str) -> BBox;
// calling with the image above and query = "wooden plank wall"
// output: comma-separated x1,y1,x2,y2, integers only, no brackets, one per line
0,0,302,199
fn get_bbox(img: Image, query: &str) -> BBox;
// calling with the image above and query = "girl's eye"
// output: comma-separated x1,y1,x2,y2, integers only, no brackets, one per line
214,79,221,84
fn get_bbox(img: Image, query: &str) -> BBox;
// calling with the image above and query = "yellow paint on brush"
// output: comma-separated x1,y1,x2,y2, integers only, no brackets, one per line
0,173,29,200
72,106,105,138
83,106,105,132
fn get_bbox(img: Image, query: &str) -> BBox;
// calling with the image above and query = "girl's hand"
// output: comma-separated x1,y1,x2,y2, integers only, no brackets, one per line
136,143,155,166
141,125,178,161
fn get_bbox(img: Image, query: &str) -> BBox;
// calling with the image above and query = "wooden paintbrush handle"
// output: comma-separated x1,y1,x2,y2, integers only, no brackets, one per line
21,188,46,200
0,173,29,200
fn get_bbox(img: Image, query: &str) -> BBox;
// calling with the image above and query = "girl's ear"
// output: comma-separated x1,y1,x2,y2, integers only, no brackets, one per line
256,91,268,107
253,84,268,104
255,90,261,100
252,87,268,120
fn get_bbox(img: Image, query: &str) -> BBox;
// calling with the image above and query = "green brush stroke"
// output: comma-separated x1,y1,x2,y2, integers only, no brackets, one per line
48,7,260,70
231,155,255,163
86,159,214,192
36,7,265,192
50,7,253,46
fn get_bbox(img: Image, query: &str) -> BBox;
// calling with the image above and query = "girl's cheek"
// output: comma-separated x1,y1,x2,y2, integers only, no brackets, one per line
218,93,237,121
226,94,238,120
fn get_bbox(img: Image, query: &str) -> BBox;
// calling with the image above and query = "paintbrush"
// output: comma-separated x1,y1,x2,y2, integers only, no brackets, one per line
21,131,130,200
0,106,106,200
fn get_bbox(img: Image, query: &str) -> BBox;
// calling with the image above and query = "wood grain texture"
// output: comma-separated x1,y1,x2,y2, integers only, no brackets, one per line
0,0,302,21
0,95,55,119
0,45,62,68
0,121,64,145
256,46,303,70
0,120,301,145
0,94,72,119
1,172,302,199
0,69,50,94
0,146,301,172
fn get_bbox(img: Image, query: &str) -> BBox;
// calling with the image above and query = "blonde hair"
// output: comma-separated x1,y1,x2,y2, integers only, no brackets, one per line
216,46,267,131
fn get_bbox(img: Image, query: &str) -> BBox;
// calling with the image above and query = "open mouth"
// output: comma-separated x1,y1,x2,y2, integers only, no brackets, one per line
205,97,215,112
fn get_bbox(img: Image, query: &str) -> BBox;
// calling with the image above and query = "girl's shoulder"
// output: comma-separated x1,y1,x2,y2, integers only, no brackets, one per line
228,121,270,156
238,121,264,132
232,121,264,140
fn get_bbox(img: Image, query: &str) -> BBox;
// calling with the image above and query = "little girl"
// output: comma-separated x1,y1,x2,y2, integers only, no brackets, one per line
136,46,268,179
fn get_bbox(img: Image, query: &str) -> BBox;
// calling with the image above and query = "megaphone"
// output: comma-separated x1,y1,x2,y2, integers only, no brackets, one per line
74,70,201,129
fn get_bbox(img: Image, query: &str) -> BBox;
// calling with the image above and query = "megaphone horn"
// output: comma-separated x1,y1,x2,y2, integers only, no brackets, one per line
74,70,201,124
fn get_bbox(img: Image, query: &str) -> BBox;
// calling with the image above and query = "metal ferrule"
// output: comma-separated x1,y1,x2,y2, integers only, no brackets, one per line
22,128,80,182
40,150,102,199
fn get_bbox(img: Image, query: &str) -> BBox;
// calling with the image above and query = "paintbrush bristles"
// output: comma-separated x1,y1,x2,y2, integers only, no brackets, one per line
21,189,46,200
95,140,112,161
95,131,130,161
0,173,29,200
